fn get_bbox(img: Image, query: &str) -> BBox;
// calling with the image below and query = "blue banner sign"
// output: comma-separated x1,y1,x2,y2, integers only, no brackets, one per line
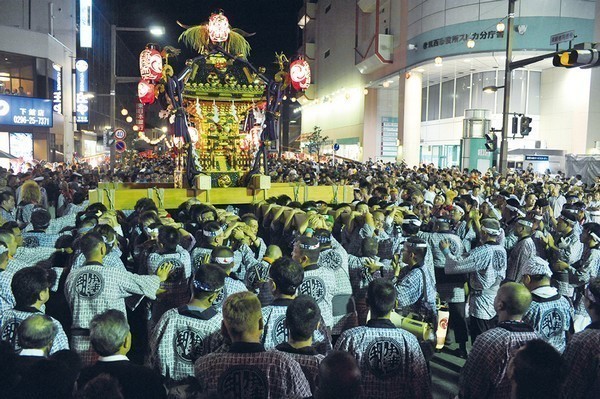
75,59,89,124
525,155,549,161
52,63,62,114
0,95,53,127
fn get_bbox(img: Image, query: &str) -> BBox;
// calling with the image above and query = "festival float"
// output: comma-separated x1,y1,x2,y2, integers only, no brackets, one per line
93,11,352,208
137,10,311,188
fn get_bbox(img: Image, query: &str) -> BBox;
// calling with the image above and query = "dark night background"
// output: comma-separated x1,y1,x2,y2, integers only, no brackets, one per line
116,0,304,73
91,0,305,149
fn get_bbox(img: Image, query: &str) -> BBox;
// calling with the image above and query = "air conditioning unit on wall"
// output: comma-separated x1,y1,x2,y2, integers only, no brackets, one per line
356,34,394,74
358,0,377,13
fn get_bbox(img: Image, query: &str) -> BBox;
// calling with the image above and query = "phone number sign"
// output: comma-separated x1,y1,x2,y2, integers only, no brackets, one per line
0,95,53,127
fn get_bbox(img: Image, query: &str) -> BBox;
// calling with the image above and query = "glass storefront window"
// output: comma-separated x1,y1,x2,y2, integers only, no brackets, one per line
428,83,440,121
498,70,528,114
420,69,540,122
0,51,37,97
441,80,454,119
455,75,470,118
9,132,33,160
471,71,496,113
420,144,460,168
421,87,427,122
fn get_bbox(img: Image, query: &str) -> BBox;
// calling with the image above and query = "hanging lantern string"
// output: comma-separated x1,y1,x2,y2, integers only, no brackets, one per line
135,131,169,145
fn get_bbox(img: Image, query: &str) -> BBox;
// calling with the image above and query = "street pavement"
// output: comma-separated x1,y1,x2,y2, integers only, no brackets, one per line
431,340,468,399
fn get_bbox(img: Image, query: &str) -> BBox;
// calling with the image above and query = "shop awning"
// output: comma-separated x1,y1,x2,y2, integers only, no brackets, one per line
0,150,17,159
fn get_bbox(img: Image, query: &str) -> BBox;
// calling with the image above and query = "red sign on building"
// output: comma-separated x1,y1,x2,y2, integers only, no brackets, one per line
135,102,145,131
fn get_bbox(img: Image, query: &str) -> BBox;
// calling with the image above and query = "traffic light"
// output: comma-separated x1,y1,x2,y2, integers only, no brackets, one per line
104,128,116,148
520,116,532,136
485,131,497,152
107,130,116,146
553,43,600,68
512,115,519,136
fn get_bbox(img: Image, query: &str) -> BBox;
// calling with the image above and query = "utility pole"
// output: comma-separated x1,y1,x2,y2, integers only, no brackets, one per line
499,0,516,174
110,24,117,174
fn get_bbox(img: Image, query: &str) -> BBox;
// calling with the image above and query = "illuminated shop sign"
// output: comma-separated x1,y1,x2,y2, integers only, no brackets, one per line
75,59,89,124
421,30,504,50
0,95,53,127
80,0,93,48
52,63,62,114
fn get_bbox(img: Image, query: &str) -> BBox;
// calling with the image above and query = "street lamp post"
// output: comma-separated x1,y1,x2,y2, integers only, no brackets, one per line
110,25,117,174
499,0,516,174
109,25,164,174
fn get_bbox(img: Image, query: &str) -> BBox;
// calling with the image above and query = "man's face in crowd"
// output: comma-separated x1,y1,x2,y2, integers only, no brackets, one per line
418,204,432,218
291,242,303,263
2,195,15,211
356,203,369,215
411,194,423,205
525,194,537,207
479,202,491,218
10,227,22,247
4,234,17,257
401,247,414,265
373,211,385,230
580,229,591,245
557,218,571,234
450,207,463,222
316,202,327,213
245,219,259,235
515,223,530,238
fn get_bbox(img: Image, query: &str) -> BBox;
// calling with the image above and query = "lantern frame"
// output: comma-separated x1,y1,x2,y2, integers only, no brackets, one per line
208,12,230,43
139,44,163,82
138,79,155,104
290,59,311,91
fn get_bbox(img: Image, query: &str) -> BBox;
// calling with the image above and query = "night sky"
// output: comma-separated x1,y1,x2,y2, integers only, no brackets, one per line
117,0,304,72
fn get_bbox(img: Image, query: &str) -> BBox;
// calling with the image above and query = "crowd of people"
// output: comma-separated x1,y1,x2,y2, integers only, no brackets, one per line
0,158,598,399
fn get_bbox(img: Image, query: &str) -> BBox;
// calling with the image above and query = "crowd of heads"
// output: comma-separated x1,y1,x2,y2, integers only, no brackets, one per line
0,155,597,398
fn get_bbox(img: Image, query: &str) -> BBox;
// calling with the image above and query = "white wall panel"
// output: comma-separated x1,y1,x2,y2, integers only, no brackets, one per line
445,4,480,25
560,0,597,18
519,0,561,16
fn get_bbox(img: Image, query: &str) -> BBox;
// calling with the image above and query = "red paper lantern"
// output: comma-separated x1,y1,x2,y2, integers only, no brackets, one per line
290,59,311,91
208,12,230,43
138,79,155,104
139,45,163,82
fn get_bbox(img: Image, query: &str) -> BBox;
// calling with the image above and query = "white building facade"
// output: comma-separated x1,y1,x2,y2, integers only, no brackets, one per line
0,0,77,163
298,0,600,172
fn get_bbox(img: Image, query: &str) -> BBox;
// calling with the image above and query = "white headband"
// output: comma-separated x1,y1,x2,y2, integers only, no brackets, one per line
405,241,428,249
517,219,534,228
481,226,501,236
506,205,526,217
203,227,223,237
589,231,600,242
453,204,465,215
491,208,502,220
213,256,234,265
559,215,576,226
298,241,320,250
403,218,422,227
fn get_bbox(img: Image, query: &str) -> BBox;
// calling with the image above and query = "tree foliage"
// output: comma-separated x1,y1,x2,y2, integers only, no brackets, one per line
307,126,328,158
